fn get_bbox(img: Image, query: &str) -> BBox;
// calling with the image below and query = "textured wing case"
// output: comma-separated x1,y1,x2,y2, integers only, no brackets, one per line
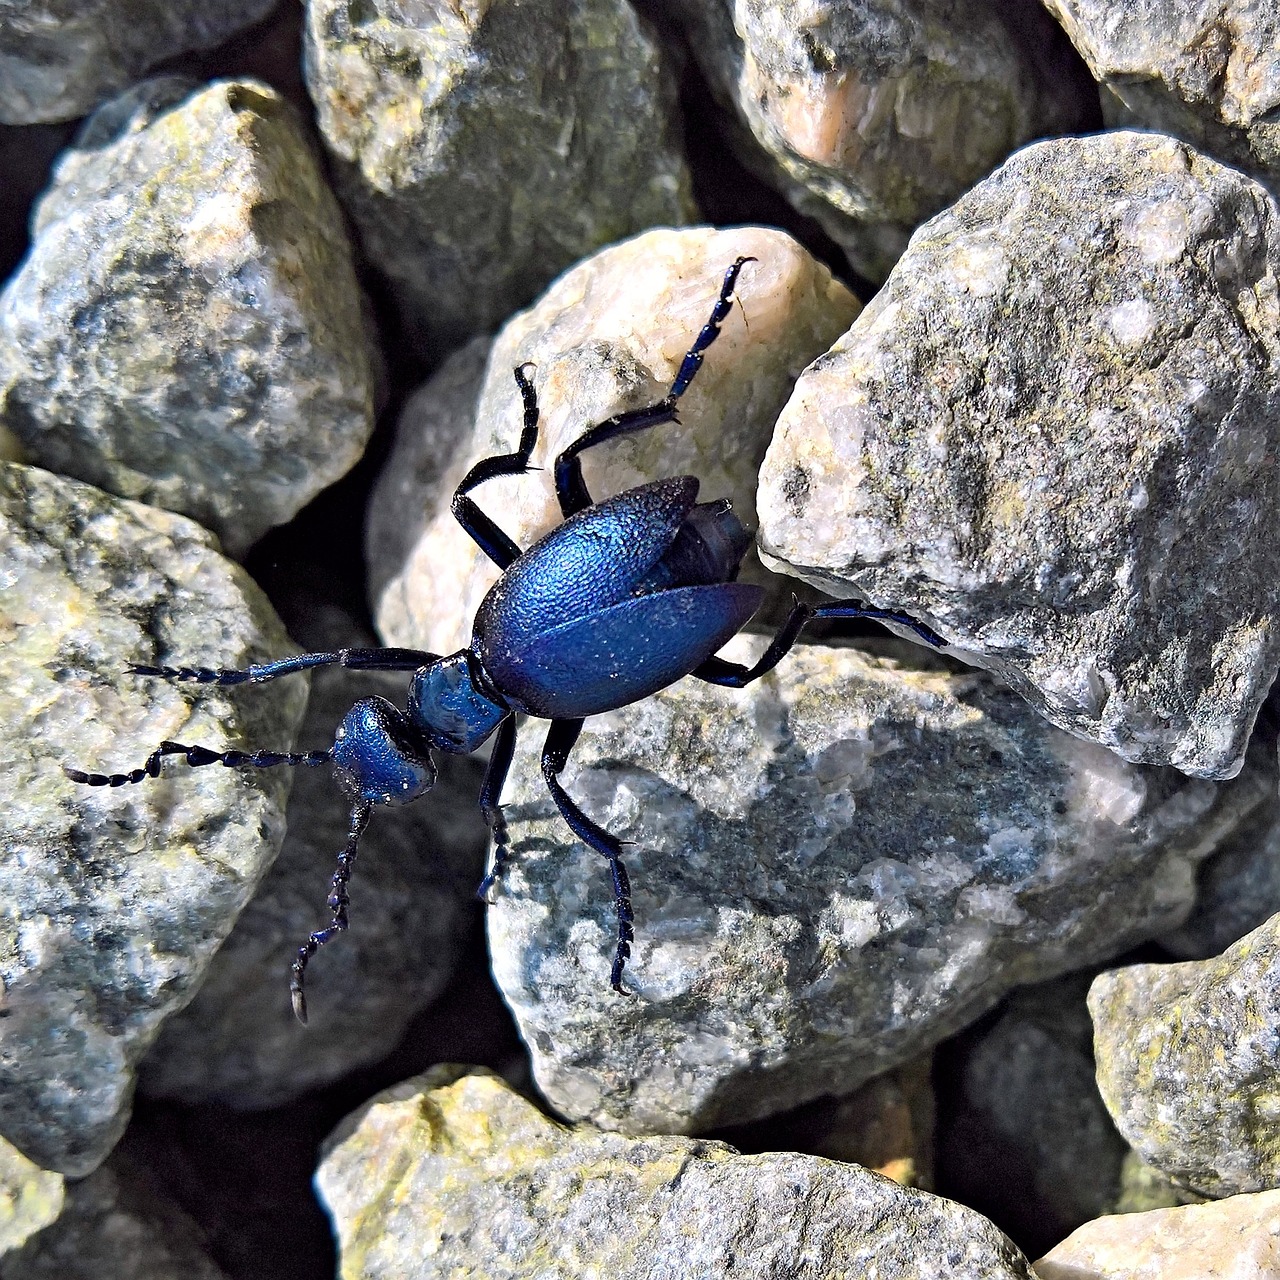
479,583,764,718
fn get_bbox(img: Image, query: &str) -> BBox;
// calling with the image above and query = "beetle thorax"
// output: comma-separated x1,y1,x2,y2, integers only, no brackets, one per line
407,650,507,753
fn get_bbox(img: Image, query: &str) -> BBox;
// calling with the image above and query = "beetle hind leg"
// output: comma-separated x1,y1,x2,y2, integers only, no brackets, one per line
540,718,636,994
451,362,542,569
693,599,946,689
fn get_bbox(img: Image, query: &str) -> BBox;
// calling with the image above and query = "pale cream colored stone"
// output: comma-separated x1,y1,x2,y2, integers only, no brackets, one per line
1034,1190,1280,1279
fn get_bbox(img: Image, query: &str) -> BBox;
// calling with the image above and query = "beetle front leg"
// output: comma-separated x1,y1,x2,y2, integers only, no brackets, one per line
475,715,518,903
540,718,636,994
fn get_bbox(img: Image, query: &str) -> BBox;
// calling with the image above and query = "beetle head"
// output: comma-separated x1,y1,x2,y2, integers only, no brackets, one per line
333,695,437,806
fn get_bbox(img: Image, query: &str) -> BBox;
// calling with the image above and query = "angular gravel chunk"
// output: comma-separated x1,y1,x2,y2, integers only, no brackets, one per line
486,638,1257,1135
758,131,1280,779
0,462,305,1174
664,0,1092,280
1035,1188,1280,1280
304,0,695,350
1091,910,1280,1198
316,1066,1034,1280
0,76,377,557
0,0,277,124
1044,0,1280,194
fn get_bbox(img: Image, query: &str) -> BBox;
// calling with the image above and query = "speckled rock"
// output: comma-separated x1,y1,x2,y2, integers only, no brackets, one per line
139,656,488,1109
317,1066,1034,1280
1034,1188,1280,1280
371,225,859,656
304,0,695,351
758,131,1280,780
0,462,306,1175
0,76,377,557
0,0,278,124
1091,910,1280,1198
0,1137,62,1255
1043,0,1280,195
662,0,1093,281
485,636,1262,1135
1,1151,230,1279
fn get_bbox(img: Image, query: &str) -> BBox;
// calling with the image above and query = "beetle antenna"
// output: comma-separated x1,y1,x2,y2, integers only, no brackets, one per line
64,740,332,786
290,799,373,1025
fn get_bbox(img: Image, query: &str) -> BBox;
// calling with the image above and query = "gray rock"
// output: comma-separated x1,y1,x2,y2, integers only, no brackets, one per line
758,131,1280,780
1091,910,1280,1198
0,461,306,1175
1034,1188,1280,1280
0,0,277,124
1043,0,1280,195
662,0,1092,281
371,225,860,655
303,0,696,352
1,1151,230,1279
0,76,377,557
486,636,1260,1135
138,660,488,1109
317,1065,1034,1280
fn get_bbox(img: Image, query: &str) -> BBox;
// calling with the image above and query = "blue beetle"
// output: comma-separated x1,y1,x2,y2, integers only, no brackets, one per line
67,259,945,1021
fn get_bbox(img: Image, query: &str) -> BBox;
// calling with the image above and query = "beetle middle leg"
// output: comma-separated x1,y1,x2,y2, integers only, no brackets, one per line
693,600,946,689
475,714,518,902
553,256,756,518
539,717,636,994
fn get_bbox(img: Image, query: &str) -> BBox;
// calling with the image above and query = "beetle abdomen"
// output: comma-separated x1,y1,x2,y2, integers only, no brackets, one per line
477,582,764,719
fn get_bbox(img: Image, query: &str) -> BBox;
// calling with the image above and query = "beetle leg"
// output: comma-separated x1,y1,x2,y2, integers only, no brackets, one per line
475,714,518,903
64,740,332,787
452,362,542,568
540,718,636,994
554,256,756,518
290,799,373,1025
693,600,946,688
123,646,438,687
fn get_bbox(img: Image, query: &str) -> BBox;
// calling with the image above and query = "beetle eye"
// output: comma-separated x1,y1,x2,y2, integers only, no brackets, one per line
332,696,436,806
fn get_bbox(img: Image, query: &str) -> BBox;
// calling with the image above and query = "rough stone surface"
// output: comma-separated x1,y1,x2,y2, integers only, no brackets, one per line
1034,1188,1280,1280
371,225,859,655
758,131,1280,780
663,0,1093,281
304,0,696,352
0,76,377,557
1091,910,1280,1198
0,0,278,124
0,1137,62,1255
1,1151,230,1279
1043,0,1280,196
139,655,488,1109
317,1066,1034,1280
0,461,306,1175
486,636,1262,1135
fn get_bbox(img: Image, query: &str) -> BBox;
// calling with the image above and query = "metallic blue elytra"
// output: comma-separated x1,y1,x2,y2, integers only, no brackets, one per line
65,257,947,1023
